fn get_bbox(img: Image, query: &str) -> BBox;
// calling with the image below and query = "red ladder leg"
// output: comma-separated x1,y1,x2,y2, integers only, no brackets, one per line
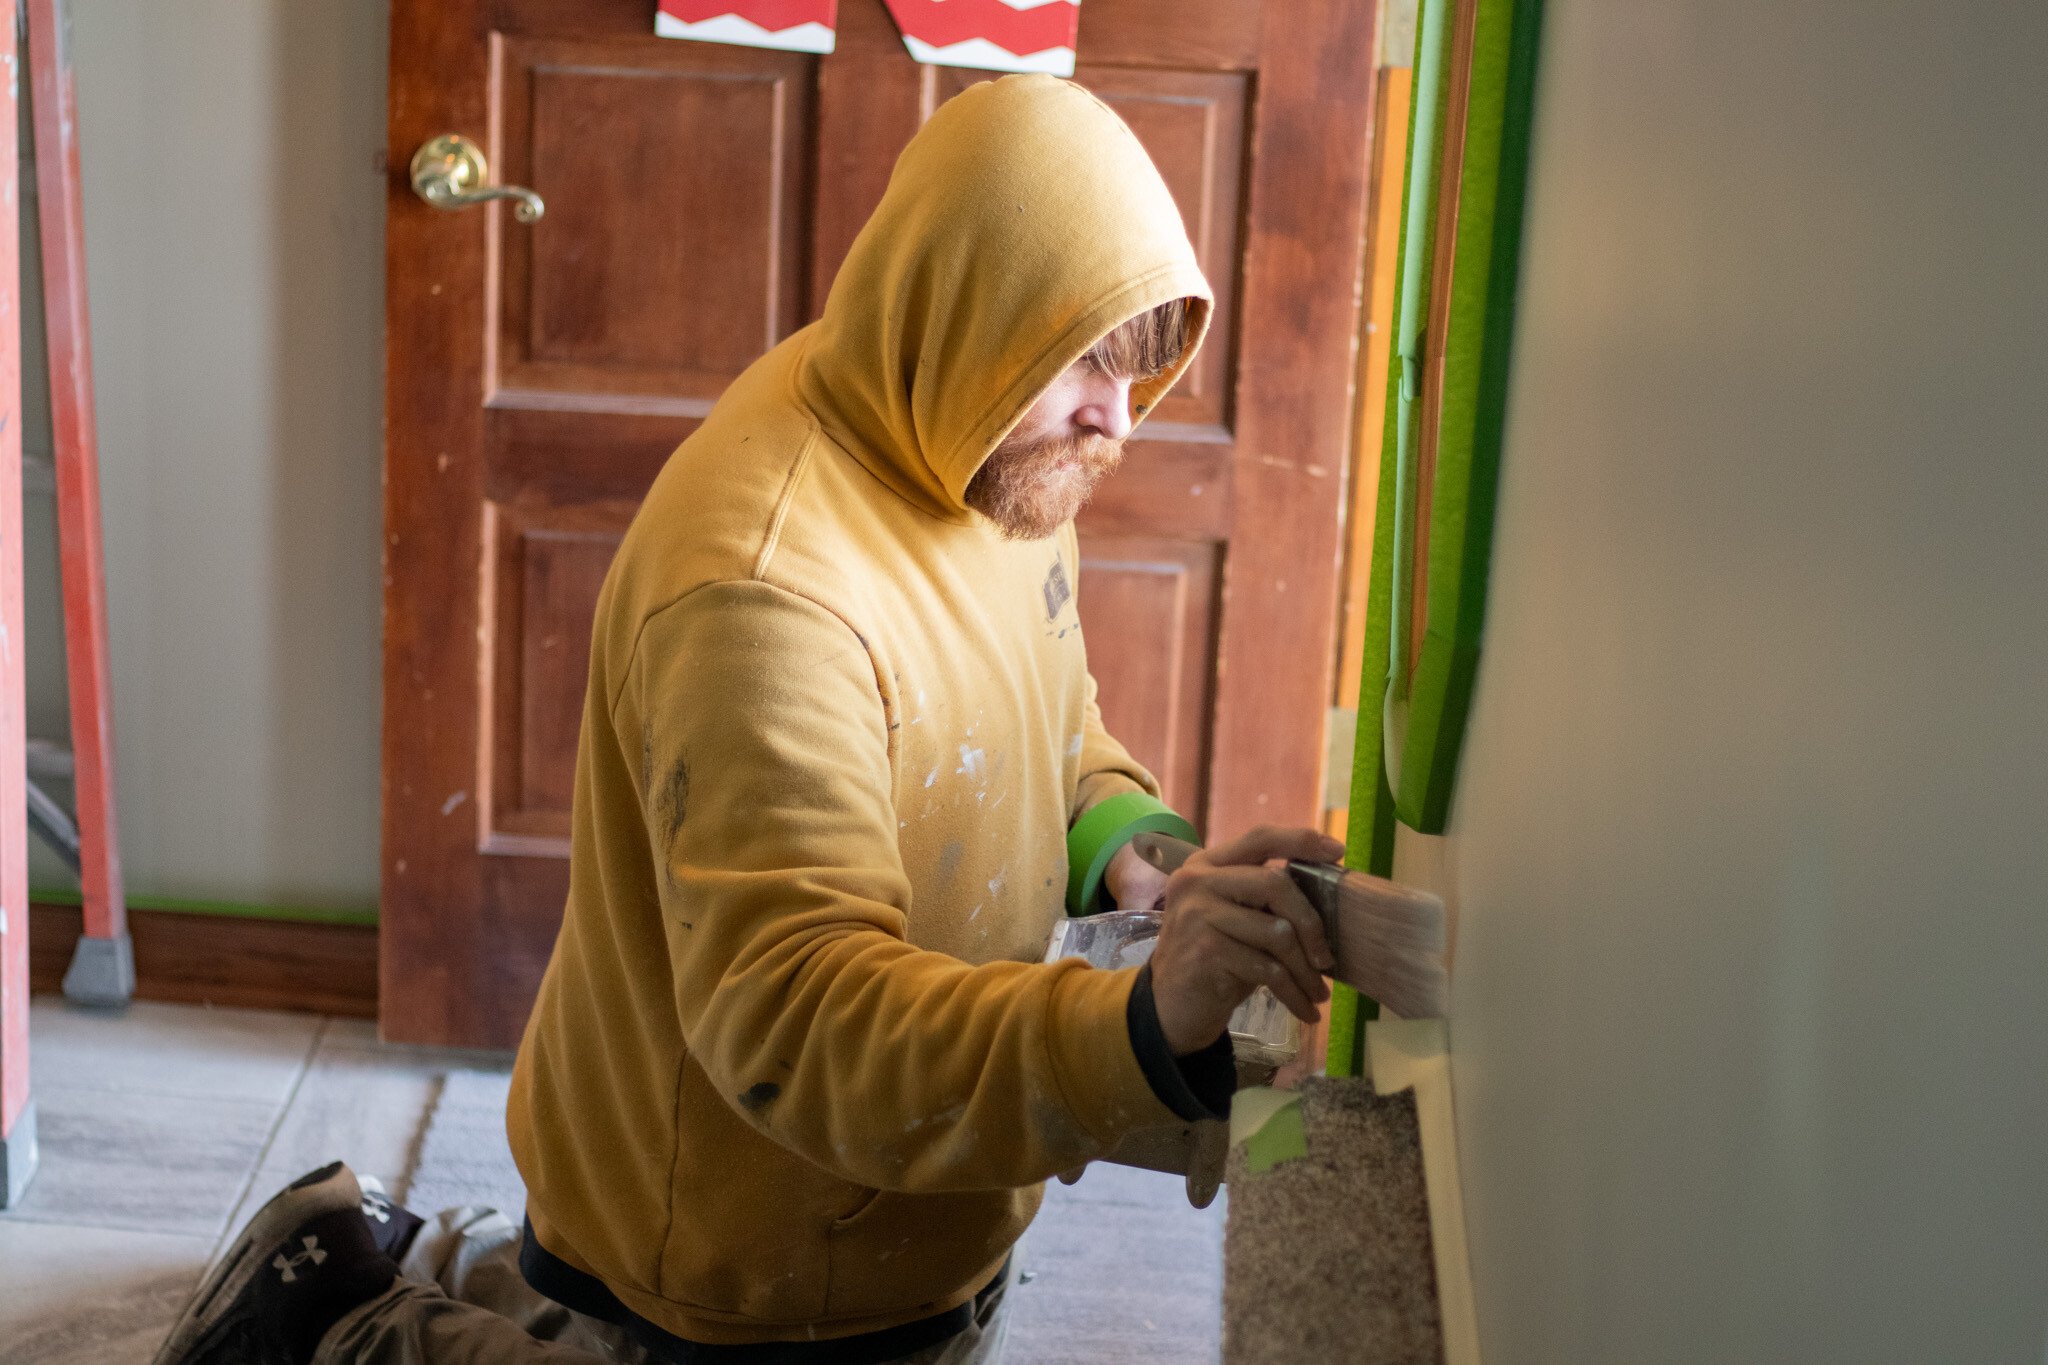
1,0,40,1206
26,0,129,1006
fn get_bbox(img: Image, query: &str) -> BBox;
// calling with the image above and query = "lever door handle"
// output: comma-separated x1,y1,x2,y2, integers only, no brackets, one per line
408,134,544,224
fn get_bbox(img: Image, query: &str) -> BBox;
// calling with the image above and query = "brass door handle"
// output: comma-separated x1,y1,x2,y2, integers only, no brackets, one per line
409,134,544,224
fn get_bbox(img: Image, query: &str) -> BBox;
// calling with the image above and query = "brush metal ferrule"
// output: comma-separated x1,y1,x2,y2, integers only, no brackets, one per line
1284,860,1347,933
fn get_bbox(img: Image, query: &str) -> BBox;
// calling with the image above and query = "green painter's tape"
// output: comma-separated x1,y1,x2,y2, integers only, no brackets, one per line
1064,791,1197,916
1388,0,1545,833
1242,1096,1308,1176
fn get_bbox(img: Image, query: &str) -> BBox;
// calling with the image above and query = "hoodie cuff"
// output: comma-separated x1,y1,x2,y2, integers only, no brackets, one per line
1125,963,1234,1123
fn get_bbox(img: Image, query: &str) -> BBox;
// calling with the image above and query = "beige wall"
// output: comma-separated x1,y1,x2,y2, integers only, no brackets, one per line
1426,2,2048,1359
22,1,389,910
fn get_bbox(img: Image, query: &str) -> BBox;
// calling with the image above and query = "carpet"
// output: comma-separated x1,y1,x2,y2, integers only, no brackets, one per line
404,1069,1224,1362
1221,1078,1441,1364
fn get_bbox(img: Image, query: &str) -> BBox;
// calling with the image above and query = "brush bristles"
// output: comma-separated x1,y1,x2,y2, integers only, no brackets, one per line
1287,862,1451,1020
1346,955,1449,1021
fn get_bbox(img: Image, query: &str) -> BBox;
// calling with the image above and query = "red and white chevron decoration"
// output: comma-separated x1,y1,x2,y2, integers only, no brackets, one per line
654,0,1082,76
654,0,839,54
881,0,1081,77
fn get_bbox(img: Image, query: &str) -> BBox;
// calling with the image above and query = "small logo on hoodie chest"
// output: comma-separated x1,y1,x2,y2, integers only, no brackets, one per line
1042,559,1071,620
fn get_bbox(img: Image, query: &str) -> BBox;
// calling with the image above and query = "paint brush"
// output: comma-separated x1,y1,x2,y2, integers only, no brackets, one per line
1129,833,1449,1020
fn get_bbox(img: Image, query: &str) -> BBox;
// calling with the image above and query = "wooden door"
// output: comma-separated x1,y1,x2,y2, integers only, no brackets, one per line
383,0,1378,1047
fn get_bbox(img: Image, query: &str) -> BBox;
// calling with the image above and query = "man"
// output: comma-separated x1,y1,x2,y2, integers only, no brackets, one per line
154,74,1342,1365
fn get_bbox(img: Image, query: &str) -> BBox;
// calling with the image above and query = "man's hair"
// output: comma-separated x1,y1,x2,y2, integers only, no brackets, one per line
1082,298,1189,383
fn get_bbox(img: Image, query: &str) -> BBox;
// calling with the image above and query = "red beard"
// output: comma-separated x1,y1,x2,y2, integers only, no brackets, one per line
964,430,1125,540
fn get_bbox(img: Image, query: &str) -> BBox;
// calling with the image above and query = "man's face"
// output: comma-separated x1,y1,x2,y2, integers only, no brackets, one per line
964,360,1135,541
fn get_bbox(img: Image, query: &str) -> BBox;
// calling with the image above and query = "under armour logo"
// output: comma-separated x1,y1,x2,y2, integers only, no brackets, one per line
361,1194,392,1224
274,1236,328,1283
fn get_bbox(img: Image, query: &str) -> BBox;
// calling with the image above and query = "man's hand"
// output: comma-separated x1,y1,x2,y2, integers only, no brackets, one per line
1148,826,1345,1055
1104,839,1171,911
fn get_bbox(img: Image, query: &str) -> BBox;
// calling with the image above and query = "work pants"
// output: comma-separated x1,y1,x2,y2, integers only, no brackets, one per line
314,1206,1014,1365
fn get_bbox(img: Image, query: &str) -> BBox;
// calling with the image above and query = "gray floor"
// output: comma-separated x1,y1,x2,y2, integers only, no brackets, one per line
1,999,515,1365
0,998,1223,1364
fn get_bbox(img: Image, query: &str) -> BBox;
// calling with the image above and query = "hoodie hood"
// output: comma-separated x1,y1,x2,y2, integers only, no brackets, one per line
798,74,1213,524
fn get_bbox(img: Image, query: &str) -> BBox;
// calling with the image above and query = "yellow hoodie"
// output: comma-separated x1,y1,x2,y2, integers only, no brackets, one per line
506,75,1214,1348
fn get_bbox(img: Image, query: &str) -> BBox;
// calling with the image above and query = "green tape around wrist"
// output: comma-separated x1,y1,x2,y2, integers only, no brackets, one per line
1064,791,1199,916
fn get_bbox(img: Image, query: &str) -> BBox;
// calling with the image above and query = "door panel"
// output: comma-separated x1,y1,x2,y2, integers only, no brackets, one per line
385,0,1377,1046
480,497,633,858
1076,537,1222,819
491,35,815,412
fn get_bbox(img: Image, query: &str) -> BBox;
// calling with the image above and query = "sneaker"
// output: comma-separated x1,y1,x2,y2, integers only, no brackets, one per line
151,1161,397,1365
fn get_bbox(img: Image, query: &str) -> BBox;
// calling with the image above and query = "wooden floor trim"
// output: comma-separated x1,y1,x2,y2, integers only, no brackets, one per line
29,902,377,1018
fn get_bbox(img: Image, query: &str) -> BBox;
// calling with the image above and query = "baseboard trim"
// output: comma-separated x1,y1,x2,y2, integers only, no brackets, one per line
29,902,377,1018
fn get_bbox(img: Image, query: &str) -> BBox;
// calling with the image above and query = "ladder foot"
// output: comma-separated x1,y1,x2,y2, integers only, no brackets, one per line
61,932,134,1008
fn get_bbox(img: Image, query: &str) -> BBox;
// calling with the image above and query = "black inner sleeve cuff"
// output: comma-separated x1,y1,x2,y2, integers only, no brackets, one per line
1125,962,1236,1122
